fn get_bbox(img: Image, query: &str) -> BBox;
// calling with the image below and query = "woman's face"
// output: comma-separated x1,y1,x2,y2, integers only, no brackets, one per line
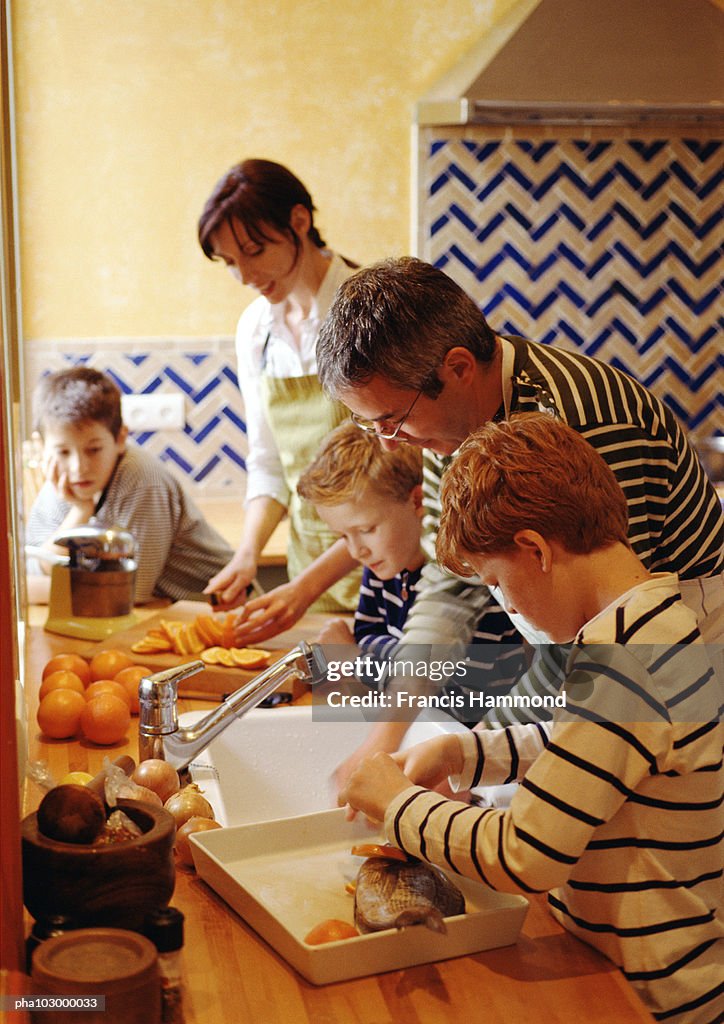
210,216,303,305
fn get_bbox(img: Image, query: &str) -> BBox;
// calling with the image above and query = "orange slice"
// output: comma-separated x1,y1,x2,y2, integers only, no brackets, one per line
195,614,224,647
131,636,173,654
200,647,226,665
172,625,190,656
185,624,205,654
159,619,184,644
146,628,172,642
350,843,408,862
229,647,271,669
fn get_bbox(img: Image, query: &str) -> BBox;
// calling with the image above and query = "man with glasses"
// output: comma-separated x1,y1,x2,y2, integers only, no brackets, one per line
351,387,425,441
310,256,723,775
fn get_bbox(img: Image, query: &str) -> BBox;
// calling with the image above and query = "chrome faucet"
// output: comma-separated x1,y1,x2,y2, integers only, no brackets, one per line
138,641,328,772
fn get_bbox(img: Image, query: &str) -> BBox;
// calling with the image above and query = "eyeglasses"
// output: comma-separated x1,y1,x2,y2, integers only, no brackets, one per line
350,387,423,441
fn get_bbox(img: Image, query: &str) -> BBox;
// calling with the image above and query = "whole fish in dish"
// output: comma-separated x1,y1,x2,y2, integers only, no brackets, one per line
352,845,465,935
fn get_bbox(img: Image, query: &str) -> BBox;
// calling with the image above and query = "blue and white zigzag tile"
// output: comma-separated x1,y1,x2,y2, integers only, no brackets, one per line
24,339,249,498
421,136,723,438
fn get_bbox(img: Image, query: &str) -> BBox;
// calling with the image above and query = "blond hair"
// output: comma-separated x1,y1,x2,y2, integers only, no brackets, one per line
297,420,422,505
437,413,629,576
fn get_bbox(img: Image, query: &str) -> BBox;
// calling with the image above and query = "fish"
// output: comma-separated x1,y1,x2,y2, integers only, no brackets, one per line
353,855,465,935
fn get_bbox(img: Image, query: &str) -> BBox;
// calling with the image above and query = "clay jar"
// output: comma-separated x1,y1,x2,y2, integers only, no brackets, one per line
31,928,161,1024
21,798,175,932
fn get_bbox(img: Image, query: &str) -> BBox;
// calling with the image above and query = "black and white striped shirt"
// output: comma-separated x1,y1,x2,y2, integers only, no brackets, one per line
421,335,723,579
400,336,723,722
385,575,724,1023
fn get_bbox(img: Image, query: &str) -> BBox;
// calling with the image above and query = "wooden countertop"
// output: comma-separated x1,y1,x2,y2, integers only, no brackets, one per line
19,616,653,1024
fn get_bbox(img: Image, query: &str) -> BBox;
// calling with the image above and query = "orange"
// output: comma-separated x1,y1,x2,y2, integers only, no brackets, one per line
42,653,92,688
89,649,135,682
84,679,132,708
38,670,85,700
114,666,150,715
80,694,131,746
303,918,359,945
37,689,86,740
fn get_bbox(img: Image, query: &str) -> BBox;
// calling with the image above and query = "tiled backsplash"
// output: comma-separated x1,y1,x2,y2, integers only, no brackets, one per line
418,129,722,438
23,134,722,500
24,337,248,499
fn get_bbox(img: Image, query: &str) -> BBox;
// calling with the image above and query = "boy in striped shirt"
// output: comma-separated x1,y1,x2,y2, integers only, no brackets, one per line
297,420,425,663
340,413,723,1024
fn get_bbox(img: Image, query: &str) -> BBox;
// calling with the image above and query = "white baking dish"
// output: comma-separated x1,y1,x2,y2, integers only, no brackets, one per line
190,807,529,985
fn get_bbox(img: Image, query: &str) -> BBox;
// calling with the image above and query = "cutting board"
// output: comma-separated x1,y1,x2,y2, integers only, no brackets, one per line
82,601,330,700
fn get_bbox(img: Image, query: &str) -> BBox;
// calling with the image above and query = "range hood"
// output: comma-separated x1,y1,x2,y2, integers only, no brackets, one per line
417,0,724,126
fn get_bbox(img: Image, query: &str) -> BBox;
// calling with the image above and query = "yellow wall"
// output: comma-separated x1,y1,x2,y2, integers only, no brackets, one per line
13,0,516,339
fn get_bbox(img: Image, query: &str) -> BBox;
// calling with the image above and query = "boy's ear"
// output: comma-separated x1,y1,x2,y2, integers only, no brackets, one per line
410,483,424,515
513,529,552,572
116,424,129,450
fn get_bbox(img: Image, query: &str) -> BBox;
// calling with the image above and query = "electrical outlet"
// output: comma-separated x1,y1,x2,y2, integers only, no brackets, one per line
121,393,185,432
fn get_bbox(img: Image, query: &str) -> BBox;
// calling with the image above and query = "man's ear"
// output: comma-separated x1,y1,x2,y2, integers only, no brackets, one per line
439,346,478,386
513,529,552,572
116,424,129,451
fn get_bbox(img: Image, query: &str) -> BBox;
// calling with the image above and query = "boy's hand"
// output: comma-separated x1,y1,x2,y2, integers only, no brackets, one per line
317,618,354,645
332,720,410,799
391,734,465,791
229,580,312,644
42,454,94,515
338,751,413,824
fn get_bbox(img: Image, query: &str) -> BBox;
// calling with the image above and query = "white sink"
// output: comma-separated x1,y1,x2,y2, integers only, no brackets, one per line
184,705,469,827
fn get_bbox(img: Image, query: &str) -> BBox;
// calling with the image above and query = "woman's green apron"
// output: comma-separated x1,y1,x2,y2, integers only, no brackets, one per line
260,372,361,613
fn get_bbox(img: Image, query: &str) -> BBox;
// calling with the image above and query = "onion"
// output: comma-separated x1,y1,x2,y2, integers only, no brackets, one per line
164,784,215,829
132,759,181,803
175,816,222,867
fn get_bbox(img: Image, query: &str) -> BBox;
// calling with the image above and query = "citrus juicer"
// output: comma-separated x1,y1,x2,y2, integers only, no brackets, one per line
28,523,138,640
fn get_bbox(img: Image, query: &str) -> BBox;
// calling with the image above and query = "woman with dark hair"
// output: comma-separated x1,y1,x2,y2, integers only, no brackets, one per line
198,159,360,618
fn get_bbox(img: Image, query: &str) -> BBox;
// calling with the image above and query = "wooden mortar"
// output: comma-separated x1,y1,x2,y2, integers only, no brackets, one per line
21,799,175,932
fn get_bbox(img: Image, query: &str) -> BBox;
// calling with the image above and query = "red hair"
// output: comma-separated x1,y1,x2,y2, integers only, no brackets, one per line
437,413,629,576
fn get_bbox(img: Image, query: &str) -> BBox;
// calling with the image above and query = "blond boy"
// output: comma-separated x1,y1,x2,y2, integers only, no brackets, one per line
297,420,424,660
